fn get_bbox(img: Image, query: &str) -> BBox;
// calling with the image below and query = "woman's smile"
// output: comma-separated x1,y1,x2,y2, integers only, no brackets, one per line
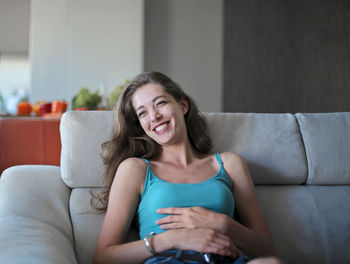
154,121,170,134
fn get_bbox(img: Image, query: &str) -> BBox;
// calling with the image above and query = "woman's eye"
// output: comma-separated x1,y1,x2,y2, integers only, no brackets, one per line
138,111,146,118
156,101,167,107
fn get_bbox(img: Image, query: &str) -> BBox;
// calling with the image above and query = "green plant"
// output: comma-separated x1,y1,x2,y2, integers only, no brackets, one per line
107,79,129,109
72,87,102,110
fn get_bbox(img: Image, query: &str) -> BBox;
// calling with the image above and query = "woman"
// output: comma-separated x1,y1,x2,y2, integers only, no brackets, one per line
94,72,277,264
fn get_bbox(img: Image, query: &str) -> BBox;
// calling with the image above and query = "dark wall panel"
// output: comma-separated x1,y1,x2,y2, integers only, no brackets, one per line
224,0,350,113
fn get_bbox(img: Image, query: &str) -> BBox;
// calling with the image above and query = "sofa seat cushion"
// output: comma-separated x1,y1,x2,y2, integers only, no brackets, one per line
256,185,350,264
0,216,77,264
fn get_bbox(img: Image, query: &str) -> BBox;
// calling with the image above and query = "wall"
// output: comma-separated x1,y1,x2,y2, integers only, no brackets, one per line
0,0,30,112
0,0,29,54
223,0,350,113
144,0,223,112
29,0,144,105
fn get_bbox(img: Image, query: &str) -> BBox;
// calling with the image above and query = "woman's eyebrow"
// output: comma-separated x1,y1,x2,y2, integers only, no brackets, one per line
135,95,168,112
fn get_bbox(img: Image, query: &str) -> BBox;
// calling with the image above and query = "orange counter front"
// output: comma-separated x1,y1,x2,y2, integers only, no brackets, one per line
0,117,61,175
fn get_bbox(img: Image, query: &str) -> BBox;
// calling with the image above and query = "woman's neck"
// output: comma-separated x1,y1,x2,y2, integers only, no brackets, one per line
158,142,201,167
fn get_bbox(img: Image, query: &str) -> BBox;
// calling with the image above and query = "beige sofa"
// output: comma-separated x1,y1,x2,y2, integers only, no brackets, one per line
1,111,349,264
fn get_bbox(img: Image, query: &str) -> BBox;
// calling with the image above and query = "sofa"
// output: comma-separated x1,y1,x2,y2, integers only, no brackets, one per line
0,111,349,264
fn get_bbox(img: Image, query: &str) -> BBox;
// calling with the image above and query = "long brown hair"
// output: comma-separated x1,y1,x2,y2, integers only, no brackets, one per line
91,72,212,211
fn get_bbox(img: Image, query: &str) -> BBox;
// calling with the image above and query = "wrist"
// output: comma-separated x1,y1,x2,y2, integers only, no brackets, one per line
144,232,156,254
152,231,176,253
220,214,232,233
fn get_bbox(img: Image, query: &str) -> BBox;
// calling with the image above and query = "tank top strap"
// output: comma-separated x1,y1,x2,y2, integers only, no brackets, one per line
214,153,223,165
140,158,155,195
214,153,233,189
141,157,150,166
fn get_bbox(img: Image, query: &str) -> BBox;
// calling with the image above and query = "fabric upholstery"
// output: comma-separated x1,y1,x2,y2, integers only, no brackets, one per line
256,186,326,264
0,216,77,264
296,112,350,185
0,166,73,239
69,188,139,264
256,185,350,264
60,111,308,187
0,165,76,263
308,186,350,263
206,113,307,184
60,111,115,188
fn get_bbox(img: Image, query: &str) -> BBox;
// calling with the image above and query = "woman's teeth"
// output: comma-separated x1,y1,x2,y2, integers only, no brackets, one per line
155,123,167,132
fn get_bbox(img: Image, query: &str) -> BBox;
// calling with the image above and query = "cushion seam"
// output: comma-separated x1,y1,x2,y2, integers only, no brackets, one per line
295,114,313,184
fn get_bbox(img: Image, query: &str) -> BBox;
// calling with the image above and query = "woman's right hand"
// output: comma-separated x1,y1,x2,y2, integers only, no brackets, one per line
166,228,242,258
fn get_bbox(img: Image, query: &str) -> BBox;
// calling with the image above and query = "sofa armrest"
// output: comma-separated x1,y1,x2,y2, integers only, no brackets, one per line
0,165,77,264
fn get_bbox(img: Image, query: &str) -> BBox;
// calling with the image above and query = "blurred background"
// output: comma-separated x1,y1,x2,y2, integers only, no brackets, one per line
1,0,349,114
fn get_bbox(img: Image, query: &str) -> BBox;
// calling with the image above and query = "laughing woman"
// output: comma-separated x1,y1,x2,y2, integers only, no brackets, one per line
93,72,280,264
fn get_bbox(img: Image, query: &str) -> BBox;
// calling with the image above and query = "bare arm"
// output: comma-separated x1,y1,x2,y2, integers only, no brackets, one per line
221,152,274,256
94,158,153,264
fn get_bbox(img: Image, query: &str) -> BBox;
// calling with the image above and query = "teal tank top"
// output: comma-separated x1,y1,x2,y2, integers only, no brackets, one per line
136,153,235,239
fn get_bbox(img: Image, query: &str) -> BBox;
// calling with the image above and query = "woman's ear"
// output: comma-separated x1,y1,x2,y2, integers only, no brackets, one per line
181,98,189,115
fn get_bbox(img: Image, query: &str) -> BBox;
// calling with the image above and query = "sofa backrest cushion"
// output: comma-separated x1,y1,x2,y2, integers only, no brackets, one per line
206,113,307,184
60,111,114,188
60,111,307,187
296,112,350,185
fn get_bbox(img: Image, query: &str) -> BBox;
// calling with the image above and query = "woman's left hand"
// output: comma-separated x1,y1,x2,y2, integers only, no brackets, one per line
156,206,228,231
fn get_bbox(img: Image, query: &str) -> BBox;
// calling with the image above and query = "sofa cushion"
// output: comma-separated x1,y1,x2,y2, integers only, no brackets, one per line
69,185,350,264
0,216,77,264
207,113,307,184
296,112,350,184
0,165,73,240
60,111,115,188
60,111,307,187
69,188,139,264
256,185,350,264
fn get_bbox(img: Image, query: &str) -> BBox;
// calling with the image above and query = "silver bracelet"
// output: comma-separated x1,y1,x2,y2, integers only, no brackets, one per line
143,232,156,254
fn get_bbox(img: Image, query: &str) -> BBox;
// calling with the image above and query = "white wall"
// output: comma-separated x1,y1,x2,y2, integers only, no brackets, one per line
29,0,144,105
144,0,223,112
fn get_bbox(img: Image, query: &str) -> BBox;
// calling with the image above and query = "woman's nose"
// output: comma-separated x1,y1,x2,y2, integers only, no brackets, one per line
150,109,162,122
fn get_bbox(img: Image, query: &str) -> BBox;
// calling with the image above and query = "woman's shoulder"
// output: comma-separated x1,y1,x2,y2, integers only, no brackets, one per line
111,157,148,192
219,152,246,165
118,157,147,173
218,152,248,177
119,157,148,169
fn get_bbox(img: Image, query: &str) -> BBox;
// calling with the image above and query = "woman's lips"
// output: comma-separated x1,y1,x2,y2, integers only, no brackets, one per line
153,121,170,134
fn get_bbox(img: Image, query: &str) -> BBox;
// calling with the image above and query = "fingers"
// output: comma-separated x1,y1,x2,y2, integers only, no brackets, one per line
156,214,177,225
156,206,206,215
156,207,185,215
156,214,184,230
201,231,241,258
156,207,208,230
159,222,185,230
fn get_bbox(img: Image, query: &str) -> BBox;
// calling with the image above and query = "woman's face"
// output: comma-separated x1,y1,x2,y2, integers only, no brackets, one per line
132,83,188,146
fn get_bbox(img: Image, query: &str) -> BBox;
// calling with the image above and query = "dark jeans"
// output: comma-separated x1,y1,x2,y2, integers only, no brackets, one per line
145,250,254,264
